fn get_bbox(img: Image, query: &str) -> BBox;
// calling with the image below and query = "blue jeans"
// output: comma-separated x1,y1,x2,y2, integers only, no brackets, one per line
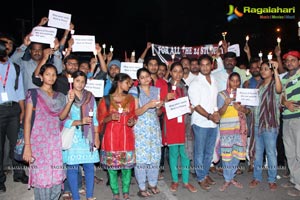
67,163,94,200
63,164,83,192
192,125,217,182
253,126,278,183
223,157,240,182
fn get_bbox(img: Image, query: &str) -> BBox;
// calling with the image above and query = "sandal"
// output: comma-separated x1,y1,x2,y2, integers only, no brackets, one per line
94,176,104,184
123,193,130,200
219,182,231,192
230,179,243,189
79,188,86,195
170,182,179,192
112,194,120,200
148,185,160,194
137,190,151,198
62,192,72,200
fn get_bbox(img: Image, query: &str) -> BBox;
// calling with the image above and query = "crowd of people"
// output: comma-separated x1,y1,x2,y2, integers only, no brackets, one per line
0,16,300,200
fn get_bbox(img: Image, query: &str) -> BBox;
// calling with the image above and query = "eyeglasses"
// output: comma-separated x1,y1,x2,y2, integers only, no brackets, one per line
67,62,79,66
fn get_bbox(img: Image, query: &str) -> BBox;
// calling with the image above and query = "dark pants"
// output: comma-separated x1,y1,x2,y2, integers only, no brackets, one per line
0,103,26,185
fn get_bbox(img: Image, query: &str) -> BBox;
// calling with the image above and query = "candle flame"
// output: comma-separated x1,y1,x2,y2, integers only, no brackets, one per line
277,37,281,43
246,35,249,41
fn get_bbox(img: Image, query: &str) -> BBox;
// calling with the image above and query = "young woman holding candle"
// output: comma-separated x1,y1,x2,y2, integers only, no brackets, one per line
23,63,75,200
217,72,249,192
161,62,197,193
97,73,137,200
62,70,100,200
128,68,163,197
249,61,282,191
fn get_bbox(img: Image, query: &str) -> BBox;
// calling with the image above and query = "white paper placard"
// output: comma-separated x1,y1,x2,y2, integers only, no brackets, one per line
120,62,143,79
71,35,96,52
236,88,259,106
29,26,57,45
228,44,240,57
165,96,191,120
85,79,104,97
47,10,71,30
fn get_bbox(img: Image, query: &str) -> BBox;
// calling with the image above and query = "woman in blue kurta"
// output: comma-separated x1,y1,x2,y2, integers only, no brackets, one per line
62,71,100,200
129,68,163,197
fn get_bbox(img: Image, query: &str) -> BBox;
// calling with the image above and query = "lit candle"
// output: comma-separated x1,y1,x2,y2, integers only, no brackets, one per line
258,51,263,62
277,37,281,47
267,52,273,61
171,53,175,61
89,109,93,118
218,40,223,47
229,89,234,98
93,50,97,59
118,104,123,122
131,50,135,57
102,44,106,54
172,81,177,91
50,42,55,49
222,32,227,41
246,69,250,76
70,29,75,35
245,35,249,44
110,45,114,52
268,52,273,68
67,74,73,90
118,104,123,114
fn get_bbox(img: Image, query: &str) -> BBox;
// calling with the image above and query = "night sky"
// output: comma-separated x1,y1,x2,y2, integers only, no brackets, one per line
2,0,299,64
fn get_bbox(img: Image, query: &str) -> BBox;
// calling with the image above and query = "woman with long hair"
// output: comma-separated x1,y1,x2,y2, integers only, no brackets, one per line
62,71,100,200
249,61,281,191
217,72,249,192
161,62,197,193
129,68,163,197
23,63,74,200
97,73,136,200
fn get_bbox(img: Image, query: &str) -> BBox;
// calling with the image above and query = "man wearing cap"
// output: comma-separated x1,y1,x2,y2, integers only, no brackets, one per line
280,50,300,197
101,59,121,96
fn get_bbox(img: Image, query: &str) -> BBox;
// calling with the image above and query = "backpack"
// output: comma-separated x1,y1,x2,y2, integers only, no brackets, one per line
14,89,38,161
13,63,20,90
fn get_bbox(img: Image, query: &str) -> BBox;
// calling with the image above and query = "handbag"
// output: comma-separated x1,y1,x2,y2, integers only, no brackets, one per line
61,126,76,150
14,127,24,161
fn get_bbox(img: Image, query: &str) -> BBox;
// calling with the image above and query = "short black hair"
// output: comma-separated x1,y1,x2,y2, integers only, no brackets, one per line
224,52,236,59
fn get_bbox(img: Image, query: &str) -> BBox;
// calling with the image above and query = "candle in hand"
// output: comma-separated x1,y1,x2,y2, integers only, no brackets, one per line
70,29,75,35
222,32,227,41
229,89,234,98
218,40,223,47
93,50,97,59
68,74,73,90
277,37,281,47
246,35,249,44
171,53,175,61
102,44,106,54
89,109,93,118
258,51,263,62
246,69,250,76
110,45,114,52
267,52,273,60
172,81,177,91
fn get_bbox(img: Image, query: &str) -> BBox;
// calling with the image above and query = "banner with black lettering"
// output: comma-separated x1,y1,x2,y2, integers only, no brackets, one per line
151,43,240,63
